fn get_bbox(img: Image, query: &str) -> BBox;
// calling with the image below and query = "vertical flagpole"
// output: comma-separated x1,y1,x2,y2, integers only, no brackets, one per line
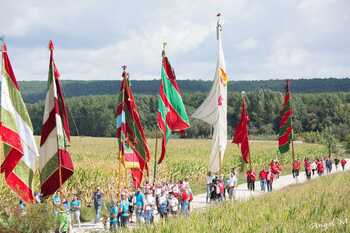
153,131,158,184
289,80,296,163
153,42,167,184
242,92,252,171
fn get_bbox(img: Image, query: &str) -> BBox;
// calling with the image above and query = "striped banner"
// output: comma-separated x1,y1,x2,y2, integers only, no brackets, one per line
0,43,39,202
39,40,74,197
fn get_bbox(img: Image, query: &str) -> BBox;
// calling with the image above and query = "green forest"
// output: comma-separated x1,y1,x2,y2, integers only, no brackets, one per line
25,88,350,141
9,77,350,103
1,78,348,140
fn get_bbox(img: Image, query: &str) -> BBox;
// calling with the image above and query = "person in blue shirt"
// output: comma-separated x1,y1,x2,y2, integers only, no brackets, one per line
119,194,129,227
92,187,104,223
134,188,144,223
70,195,81,228
109,201,118,232
52,191,61,216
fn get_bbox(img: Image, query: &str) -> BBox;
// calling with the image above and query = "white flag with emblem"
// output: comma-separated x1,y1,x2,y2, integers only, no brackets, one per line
192,15,228,173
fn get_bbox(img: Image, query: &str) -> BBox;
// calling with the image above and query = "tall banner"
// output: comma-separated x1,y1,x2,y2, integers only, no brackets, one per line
116,67,150,187
278,80,293,154
192,15,228,173
0,43,39,202
157,46,190,164
233,93,250,163
39,40,74,197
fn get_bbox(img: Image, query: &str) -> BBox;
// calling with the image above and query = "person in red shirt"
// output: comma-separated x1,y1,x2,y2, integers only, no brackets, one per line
259,167,268,192
246,169,256,191
317,159,324,176
292,159,301,180
304,158,312,180
266,169,274,192
218,177,225,202
341,158,347,171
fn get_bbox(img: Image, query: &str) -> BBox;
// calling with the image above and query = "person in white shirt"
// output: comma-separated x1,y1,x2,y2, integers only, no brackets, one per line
206,172,213,203
144,192,155,224
311,160,317,176
227,172,238,200
168,192,179,215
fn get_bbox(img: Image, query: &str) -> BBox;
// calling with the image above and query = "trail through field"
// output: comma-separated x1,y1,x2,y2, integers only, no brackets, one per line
73,159,350,233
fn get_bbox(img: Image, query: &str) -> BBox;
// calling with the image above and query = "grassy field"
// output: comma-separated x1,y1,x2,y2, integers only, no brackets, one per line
0,137,331,205
124,171,350,233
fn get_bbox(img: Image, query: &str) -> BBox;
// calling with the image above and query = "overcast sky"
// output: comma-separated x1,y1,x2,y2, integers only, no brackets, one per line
1,0,349,81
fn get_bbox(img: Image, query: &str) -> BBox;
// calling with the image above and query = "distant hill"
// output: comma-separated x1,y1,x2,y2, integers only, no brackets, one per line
6,78,350,103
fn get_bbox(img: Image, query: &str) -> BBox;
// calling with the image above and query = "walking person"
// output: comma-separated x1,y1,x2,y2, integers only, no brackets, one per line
325,156,333,174
168,192,179,216
92,187,104,223
119,194,130,227
341,158,347,170
317,159,324,176
304,158,312,180
246,169,256,191
311,159,317,176
292,159,301,182
266,169,274,192
109,201,118,232
144,191,155,224
227,172,238,200
334,157,340,170
134,188,145,223
158,191,169,219
70,195,81,228
206,172,213,203
180,187,190,216
259,167,267,192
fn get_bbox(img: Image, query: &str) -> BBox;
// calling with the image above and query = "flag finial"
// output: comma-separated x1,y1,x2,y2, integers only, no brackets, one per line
122,65,129,79
162,42,167,57
217,13,223,40
48,40,54,51
0,36,5,52
241,91,246,96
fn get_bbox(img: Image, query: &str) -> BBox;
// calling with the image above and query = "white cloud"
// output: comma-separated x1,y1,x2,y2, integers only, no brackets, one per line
1,0,349,81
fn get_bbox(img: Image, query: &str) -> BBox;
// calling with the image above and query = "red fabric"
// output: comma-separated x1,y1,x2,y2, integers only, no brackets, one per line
157,111,167,164
233,95,250,163
41,149,74,197
4,171,34,203
159,81,190,132
181,191,188,201
117,76,150,173
292,160,301,170
317,161,324,172
270,162,279,174
219,182,225,193
278,127,292,146
341,159,347,166
130,169,143,188
304,160,312,172
2,43,20,90
259,170,267,180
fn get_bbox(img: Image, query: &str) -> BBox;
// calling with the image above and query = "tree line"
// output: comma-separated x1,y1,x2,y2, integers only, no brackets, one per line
26,90,350,141
9,78,350,103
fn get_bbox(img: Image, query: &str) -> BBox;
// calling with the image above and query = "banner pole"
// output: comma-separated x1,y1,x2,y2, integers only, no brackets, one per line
153,130,159,184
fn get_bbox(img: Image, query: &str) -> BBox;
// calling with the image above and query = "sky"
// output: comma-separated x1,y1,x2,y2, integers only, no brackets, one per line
0,0,349,81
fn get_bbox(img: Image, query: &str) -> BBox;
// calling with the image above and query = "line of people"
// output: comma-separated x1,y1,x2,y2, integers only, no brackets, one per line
92,180,193,231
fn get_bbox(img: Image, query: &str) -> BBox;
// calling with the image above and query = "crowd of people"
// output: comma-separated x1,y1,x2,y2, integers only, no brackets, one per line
46,179,194,232
15,157,347,232
205,156,348,202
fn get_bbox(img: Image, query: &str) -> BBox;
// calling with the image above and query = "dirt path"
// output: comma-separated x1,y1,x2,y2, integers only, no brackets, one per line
73,159,349,232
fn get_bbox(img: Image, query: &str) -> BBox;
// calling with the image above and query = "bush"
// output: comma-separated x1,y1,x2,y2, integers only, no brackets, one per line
0,203,56,233
80,206,95,222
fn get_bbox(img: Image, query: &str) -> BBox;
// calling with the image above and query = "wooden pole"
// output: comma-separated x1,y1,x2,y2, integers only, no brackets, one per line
153,130,159,184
